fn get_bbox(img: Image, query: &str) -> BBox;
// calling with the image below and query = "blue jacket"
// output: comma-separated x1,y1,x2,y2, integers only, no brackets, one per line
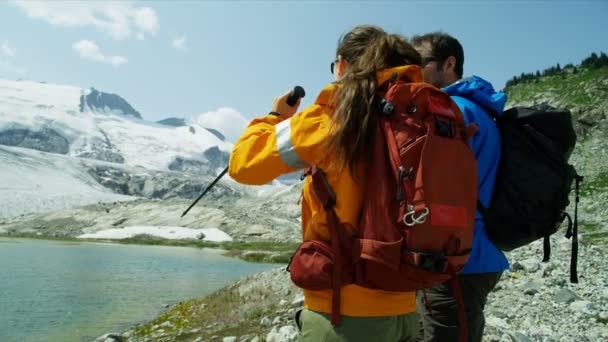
443,76,510,274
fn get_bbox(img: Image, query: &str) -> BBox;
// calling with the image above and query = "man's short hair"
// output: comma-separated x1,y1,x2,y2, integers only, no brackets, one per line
411,32,464,78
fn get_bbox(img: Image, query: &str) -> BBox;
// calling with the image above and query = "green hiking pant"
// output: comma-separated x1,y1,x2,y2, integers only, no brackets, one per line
296,308,419,342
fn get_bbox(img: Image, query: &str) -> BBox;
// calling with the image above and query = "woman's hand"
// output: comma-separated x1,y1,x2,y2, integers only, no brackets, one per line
272,90,301,118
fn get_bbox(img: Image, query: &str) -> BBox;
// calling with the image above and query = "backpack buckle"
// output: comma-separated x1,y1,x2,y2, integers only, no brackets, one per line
419,253,447,273
404,250,447,273
403,205,430,226
435,120,453,137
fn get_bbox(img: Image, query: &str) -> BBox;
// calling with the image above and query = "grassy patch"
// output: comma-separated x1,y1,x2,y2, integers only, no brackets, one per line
505,66,608,117
579,171,608,196
131,282,282,341
224,250,294,264
579,222,608,245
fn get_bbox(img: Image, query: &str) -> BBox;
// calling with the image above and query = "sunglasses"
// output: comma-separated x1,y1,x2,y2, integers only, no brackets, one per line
330,59,339,74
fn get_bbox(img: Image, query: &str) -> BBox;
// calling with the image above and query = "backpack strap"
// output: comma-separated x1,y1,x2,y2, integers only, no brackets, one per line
448,268,469,342
309,166,349,325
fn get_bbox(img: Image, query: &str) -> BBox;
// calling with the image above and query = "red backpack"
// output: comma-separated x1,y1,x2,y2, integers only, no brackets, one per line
288,76,478,331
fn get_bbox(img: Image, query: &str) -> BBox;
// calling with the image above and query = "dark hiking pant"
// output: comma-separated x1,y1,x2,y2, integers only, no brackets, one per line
416,272,503,342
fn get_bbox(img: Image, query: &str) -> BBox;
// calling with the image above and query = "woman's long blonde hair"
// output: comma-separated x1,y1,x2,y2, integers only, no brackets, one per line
325,25,421,177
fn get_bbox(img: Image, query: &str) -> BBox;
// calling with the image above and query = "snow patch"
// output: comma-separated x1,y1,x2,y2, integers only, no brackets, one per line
78,226,233,242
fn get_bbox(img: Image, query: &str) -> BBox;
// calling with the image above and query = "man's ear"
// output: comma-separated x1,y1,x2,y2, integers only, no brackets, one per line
442,56,457,73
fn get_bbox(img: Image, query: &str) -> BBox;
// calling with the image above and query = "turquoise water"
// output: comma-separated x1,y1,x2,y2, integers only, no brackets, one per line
0,238,275,342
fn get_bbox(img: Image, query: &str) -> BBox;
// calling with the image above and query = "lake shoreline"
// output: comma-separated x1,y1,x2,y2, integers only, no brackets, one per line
0,233,298,264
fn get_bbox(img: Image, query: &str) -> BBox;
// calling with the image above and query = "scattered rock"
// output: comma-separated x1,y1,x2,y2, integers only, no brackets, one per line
570,300,595,313
554,288,578,304
266,325,298,342
542,262,557,277
272,316,282,325
511,262,525,272
493,282,504,292
223,337,237,342
486,316,511,329
111,218,127,226
260,316,271,326
520,258,541,273
93,333,123,342
291,295,304,307
160,321,173,328
598,311,608,323
489,310,509,319
522,281,542,295
506,331,532,342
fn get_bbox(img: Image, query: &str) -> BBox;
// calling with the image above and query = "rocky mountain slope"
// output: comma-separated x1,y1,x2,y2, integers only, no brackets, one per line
505,64,608,244
0,79,231,172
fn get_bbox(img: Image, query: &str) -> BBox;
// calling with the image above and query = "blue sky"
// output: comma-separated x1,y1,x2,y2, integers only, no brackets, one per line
1,1,606,123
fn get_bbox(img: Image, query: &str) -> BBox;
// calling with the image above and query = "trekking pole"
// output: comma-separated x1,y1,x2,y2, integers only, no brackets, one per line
181,86,305,218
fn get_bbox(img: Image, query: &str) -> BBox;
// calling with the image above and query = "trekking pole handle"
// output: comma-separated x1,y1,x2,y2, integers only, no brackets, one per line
286,86,305,106
181,86,305,218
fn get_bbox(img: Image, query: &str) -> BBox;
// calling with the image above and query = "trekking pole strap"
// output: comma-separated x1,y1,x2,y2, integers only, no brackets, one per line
570,174,583,283
542,235,551,262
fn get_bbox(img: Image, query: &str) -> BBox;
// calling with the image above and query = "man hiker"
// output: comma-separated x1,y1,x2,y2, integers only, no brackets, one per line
411,32,510,342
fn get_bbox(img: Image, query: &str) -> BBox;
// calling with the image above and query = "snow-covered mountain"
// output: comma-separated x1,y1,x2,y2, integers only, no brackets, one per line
0,79,231,171
0,145,133,220
0,78,246,219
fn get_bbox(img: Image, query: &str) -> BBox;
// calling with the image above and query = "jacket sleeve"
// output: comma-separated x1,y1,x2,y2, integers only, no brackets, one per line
229,103,332,185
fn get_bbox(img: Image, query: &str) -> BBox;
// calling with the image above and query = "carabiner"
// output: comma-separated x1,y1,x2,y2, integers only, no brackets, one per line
403,206,430,227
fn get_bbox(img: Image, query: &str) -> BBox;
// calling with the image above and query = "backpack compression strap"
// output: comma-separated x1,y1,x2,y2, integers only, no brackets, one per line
309,166,350,325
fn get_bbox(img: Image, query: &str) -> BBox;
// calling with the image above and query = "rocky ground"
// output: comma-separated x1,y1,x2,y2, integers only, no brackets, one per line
91,230,607,342
0,183,303,243
484,236,608,342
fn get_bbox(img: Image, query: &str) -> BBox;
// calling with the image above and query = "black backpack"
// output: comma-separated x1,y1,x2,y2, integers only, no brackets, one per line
479,105,583,283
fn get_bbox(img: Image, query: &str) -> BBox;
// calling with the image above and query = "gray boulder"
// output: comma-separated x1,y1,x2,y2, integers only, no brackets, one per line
554,288,578,304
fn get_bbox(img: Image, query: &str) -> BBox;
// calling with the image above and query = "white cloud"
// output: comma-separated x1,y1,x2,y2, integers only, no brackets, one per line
133,7,158,34
192,108,250,143
0,60,27,75
13,1,159,40
72,40,128,67
172,36,188,52
0,40,26,75
1,41,16,57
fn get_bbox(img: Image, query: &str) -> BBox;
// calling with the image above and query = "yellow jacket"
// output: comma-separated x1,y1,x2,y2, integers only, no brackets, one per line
229,65,423,317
